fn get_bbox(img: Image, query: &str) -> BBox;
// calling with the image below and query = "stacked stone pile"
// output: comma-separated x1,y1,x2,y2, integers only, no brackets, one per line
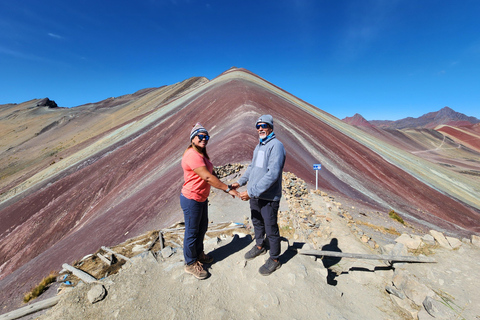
214,163,245,179
279,172,381,251
279,172,322,243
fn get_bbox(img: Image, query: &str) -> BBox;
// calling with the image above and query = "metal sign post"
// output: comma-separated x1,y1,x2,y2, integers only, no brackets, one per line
313,164,321,190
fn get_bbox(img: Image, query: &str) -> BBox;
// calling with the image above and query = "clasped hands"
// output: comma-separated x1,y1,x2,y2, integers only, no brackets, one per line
227,183,250,201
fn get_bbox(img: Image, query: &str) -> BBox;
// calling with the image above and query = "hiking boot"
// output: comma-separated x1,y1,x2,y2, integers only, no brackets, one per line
259,258,281,276
184,261,208,280
198,252,214,264
244,245,266,260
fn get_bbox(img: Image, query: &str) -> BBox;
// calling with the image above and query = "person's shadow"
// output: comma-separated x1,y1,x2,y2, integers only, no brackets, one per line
207,234,253,264
207,235,297,267
321,238,342,286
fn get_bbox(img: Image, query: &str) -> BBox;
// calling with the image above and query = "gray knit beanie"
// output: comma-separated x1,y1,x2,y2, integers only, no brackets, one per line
256,114,274,129
190,123,208,141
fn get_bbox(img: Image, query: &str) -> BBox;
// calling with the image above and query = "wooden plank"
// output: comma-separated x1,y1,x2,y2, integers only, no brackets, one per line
96,253,112,266
0,296,61,320
161,222,242,233
146,235,159,251
298,249,436,263
165,226,246,235
62,263,97,283
159,231,164,250
101,246,131,262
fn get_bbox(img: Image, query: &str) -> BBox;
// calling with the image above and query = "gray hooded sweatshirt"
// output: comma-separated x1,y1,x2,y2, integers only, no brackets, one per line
237,133,286,201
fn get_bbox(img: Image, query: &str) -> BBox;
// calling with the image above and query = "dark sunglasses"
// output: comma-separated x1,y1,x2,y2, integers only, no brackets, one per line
256,123,270,129
197,134,210,141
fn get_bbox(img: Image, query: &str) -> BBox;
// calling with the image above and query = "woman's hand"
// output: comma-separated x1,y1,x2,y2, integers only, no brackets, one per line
228,189,240,198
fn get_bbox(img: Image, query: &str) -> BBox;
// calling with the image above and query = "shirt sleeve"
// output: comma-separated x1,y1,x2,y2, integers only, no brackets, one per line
237,145,258,186
184,149,206,170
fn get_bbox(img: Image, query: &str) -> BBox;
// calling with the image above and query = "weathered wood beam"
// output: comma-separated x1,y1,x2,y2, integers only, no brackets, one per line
159,231,164,250
298,249,436,263
62,263,97,283
101,246,131,262
96,253,112,266
0,296,61,320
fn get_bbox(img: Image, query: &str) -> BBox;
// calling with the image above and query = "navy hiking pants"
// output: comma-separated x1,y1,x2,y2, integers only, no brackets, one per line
180,194,208,265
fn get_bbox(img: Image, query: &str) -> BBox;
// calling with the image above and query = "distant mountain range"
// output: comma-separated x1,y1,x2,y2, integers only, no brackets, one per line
343,106,480,129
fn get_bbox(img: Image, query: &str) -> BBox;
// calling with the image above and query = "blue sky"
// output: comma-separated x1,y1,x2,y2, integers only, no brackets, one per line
1,0,479,120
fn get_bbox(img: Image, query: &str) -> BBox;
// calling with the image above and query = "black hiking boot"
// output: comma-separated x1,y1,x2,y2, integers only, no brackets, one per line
259,258,281,276
244,245,266,260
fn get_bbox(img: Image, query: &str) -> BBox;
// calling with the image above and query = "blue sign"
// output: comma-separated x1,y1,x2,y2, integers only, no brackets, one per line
313,164,322,170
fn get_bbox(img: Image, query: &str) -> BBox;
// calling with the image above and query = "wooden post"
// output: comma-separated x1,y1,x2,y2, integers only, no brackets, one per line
101,246,131,262
298,249,436,263
96,253,112,266
159,231,164,250
62,263,97,283
0,296,61,320
145,232,161,251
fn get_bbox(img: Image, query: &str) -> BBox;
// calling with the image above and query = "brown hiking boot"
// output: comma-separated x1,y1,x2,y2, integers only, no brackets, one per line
184,261,208,280
198,252,214,264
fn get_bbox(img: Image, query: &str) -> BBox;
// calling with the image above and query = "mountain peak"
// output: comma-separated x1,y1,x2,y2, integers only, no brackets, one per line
371,107,479,129
342,113,374,127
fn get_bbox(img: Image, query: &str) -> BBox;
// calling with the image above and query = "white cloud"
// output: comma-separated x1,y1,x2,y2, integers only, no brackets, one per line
48,33,63,39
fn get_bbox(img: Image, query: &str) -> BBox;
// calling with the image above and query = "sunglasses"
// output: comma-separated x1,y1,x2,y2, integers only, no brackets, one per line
197,134,210,141
256,123,270,129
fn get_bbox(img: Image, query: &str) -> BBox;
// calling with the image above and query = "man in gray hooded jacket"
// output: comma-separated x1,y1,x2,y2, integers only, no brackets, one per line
232,114,286,275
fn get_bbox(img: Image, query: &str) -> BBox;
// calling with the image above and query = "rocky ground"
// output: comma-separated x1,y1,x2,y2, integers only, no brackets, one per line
4,166,480,320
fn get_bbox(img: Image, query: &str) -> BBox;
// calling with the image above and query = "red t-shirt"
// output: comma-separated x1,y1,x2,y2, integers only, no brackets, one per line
181,148,213,202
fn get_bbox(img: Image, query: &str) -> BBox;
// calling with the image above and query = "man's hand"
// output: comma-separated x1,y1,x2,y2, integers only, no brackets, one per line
231,182,240,190
239,191,250,201
228,189,240,198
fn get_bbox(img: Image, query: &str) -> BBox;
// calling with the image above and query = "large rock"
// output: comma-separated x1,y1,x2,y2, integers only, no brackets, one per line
87,284,106,304
390,295,419,319
429,230,452,249
422,296,456,319
472,235,480,248
395,233,422,250
446,236,462,249
393,270,435,306
421,234,435,246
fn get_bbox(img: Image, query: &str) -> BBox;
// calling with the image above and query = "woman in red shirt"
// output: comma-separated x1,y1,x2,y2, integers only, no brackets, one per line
180,123,239,279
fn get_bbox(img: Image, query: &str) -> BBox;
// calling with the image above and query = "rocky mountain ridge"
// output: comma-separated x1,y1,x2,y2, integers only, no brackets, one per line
345,106,480,129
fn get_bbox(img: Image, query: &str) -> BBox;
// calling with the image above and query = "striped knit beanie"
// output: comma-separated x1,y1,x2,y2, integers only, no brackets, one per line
190,123,208,141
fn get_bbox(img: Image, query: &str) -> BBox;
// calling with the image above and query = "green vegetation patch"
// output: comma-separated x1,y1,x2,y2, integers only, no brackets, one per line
388,210,405,225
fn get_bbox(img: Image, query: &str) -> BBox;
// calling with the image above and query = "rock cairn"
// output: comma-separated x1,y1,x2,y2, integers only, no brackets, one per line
214,163,245,179
279,172,380,250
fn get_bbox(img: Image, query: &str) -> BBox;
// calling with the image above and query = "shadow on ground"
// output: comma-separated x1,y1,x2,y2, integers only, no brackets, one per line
208,234,253,264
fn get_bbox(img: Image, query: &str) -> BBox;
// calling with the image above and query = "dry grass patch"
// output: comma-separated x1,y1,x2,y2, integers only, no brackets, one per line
355,220,401,236
23,271,58,303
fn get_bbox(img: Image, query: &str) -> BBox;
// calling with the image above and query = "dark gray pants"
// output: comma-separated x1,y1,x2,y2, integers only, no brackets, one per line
250,198,280,259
